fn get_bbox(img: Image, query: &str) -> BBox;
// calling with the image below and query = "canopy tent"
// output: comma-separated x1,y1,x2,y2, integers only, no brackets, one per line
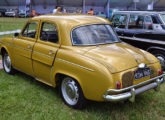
0,0,158,8
0,0,165,16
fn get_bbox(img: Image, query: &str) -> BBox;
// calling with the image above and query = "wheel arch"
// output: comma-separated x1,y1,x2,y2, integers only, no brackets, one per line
54,72,83,89
147,46,165,53
0,46,10,56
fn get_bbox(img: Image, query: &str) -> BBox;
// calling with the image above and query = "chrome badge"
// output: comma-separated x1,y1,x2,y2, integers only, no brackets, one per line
138,63,146,69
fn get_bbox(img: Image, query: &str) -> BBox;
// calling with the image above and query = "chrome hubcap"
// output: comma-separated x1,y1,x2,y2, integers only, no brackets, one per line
3,54,11,73
157,56,165,68
61,78,79,105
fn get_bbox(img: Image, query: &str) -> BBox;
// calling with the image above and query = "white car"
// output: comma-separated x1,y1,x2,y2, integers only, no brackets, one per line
5,10,15,17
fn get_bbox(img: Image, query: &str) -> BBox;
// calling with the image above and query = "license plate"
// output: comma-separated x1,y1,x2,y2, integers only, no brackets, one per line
134,68,151,80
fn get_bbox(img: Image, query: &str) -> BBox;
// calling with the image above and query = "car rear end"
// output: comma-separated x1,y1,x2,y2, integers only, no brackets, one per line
103,62,165,102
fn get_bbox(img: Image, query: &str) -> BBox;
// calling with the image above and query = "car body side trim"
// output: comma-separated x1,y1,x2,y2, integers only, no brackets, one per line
33,51,54,59
147,46,165,52
2,42,54,59
119,36,165,45
3,42,32,52
56,58,94,72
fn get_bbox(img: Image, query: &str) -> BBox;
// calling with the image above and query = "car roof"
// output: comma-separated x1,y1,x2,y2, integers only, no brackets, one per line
31,14,110,46
32,14,110,27
113,11,165,15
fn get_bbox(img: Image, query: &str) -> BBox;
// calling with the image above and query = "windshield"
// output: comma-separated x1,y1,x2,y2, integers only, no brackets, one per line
72,24,120,46
160,14,165,24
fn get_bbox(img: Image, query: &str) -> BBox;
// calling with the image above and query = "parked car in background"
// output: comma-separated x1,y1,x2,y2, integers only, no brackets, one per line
109,8,119,18
0,8,7,17
110,11,165,70
0,14,164,109
18,10,30,18
97,12,106,18
5,9,15,17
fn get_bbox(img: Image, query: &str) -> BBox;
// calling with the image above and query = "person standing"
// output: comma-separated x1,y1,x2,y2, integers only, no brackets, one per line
53,6,58,14
32,9,36,17
56,7,62,14
87,8,94,15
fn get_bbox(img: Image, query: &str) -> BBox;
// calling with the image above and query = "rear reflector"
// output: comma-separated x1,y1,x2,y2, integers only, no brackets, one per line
116,81,121,89
158,69,163,75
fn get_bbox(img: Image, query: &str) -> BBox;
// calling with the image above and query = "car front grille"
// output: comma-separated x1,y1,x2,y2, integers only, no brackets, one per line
122,72,134,88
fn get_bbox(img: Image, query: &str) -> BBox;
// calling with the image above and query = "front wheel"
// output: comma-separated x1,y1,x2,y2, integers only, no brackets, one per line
151,50,165,71
2,51,16,74
60,77,87,109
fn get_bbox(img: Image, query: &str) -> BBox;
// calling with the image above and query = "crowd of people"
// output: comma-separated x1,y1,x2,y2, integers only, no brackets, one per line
52,6,107,18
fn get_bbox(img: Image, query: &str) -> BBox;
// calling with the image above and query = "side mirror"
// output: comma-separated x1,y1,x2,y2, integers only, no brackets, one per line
14,33,19,37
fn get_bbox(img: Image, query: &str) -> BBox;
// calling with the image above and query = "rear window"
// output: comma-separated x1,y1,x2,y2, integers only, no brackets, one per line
72,24,120,46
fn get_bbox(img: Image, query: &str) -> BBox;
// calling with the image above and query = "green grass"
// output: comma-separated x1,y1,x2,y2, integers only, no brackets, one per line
0,17,165,120
0,17,28,32
0,70,165,120
0,17,29,39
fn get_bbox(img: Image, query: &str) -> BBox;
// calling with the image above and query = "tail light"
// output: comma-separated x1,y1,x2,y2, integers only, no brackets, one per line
116,81,121,89
158,69,163,75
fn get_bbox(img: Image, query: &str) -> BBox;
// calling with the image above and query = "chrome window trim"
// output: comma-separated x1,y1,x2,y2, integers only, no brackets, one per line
56,58,94,72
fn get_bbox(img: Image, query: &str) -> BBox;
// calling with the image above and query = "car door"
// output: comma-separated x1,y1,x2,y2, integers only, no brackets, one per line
32,21,60,84
13,20,39,75
111,14,127,36
120,14,149,48
134,15,154,39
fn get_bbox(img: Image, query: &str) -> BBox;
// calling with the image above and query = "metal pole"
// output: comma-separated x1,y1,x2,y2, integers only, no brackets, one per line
107,0,110,18
83,0,85,14
135,2,136,10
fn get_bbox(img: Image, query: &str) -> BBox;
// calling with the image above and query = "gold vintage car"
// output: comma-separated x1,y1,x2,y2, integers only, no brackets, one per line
0,14,164,109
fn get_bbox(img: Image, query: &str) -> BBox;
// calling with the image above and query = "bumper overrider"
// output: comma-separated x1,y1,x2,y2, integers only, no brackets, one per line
103,74,165,102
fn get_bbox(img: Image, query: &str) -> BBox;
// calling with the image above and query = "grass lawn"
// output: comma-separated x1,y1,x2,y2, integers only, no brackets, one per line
0,17,29,39
0,17,28,32
0,17,165,120
0,70,165,120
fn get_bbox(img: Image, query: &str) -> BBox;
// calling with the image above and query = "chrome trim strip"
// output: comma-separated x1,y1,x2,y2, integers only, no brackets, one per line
33,51,54,59
103,74,165,102
119,36,165,45
4,42,32,52
56,58,94,72
3,42,54,59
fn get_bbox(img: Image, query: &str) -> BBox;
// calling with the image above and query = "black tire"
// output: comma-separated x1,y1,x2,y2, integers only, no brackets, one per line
151,50,165,71
2,51,16,74
60,77,87,109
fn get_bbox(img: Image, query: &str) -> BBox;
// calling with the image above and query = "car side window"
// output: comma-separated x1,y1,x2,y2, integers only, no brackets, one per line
22,22,38,38
128,15,145,29
151,16,159,24
144,16,153,30
40,22,58,43
111,14,127,28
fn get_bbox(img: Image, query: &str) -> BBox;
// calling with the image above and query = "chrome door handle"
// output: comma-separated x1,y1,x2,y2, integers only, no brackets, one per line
27,45,32,49
49,50,55,55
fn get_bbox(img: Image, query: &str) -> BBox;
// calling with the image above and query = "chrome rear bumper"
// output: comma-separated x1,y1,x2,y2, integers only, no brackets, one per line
103,74,165,102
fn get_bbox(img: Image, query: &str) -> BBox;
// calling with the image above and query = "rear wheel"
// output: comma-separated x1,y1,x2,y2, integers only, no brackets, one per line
2,51,16,74
60,77,87,109
151,50,165,70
